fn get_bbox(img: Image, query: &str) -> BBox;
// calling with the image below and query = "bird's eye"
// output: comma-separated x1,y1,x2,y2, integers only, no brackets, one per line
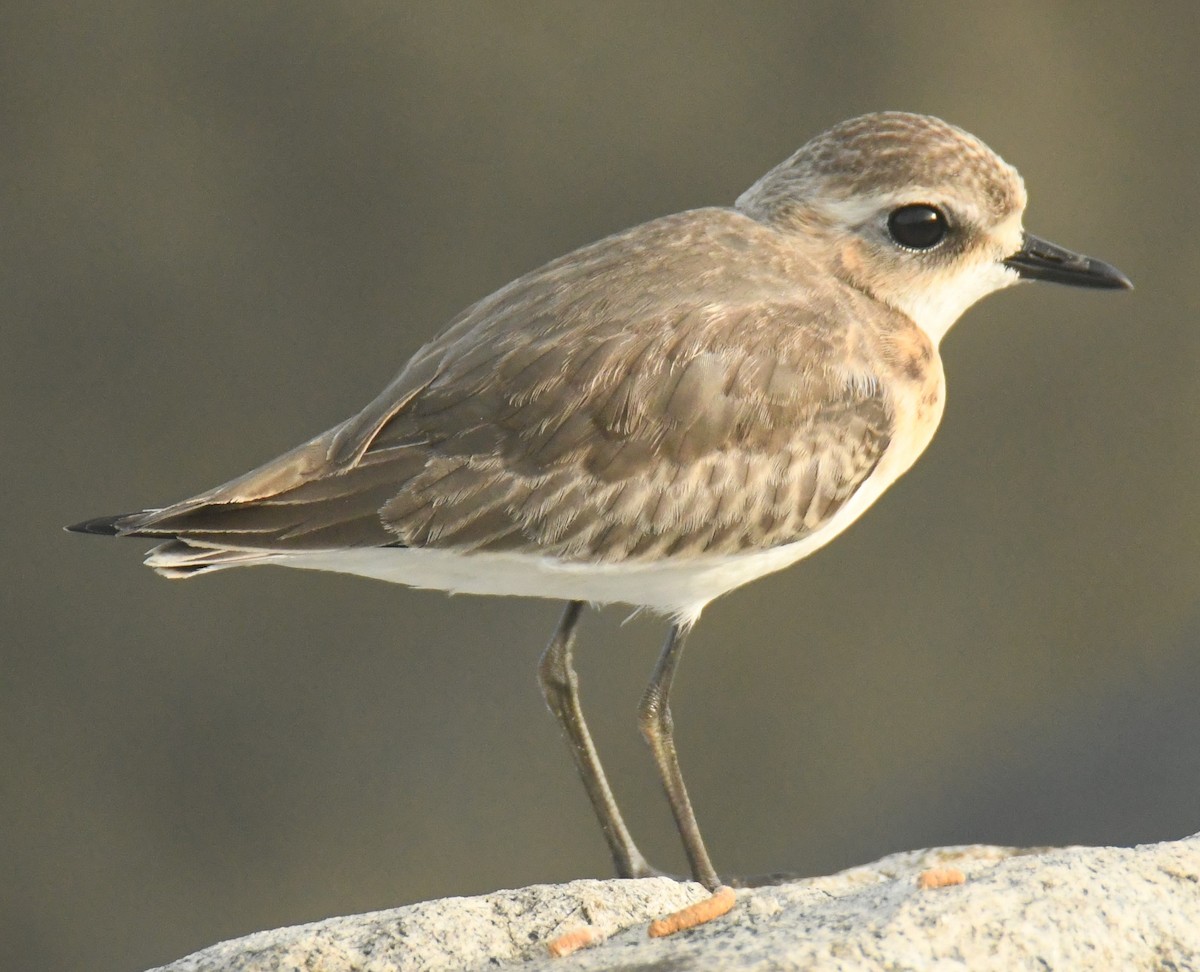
887,204,948,250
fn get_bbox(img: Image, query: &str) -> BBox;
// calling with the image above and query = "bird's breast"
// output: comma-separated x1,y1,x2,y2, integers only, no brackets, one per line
877,327,947,483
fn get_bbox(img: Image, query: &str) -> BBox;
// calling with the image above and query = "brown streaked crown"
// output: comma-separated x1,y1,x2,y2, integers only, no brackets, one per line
738,112,1026,226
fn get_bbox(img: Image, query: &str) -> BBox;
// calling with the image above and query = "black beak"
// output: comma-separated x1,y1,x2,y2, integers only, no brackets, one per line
1003,233,1132,290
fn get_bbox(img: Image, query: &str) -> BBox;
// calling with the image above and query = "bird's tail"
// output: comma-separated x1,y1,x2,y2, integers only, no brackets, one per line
66,512,281,578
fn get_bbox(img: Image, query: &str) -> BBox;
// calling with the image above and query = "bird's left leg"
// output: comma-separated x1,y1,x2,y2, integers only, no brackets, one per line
538,600,659,879
637,621,720,891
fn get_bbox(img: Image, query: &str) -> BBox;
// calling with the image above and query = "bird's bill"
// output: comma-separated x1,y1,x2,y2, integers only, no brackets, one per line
1003,233,1133,289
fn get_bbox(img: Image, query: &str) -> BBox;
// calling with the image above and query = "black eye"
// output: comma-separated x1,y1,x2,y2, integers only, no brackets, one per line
887,204,948,250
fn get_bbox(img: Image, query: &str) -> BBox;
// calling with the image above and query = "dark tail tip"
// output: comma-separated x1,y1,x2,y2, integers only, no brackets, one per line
65,515,126,536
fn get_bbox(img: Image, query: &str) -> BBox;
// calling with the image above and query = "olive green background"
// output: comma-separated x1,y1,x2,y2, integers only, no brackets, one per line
5,3,1199,970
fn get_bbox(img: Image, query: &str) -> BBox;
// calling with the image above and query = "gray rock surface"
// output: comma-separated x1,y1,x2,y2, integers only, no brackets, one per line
148,835,1200,971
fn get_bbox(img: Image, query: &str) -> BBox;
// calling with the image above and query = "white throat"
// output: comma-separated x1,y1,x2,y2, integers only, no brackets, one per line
888,260,1021,346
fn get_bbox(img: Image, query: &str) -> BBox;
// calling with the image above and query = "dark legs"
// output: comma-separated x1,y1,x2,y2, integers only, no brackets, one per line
637,622,720,890
538,601,655,879
538,603,721,890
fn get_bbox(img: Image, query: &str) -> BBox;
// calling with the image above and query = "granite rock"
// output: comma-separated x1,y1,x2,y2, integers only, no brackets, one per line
148,834,1200,972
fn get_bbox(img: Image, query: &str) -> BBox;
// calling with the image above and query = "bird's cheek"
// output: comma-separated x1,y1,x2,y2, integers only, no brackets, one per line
835,239,896,301
836,239,869,280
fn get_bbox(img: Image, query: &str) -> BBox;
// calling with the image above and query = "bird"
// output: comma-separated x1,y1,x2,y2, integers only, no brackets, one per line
69,112,1131,898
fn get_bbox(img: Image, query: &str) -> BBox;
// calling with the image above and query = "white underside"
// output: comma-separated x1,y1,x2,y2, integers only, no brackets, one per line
268,540,818,626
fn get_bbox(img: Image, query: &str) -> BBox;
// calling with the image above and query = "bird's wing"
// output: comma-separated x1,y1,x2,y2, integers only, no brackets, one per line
113,209,899,562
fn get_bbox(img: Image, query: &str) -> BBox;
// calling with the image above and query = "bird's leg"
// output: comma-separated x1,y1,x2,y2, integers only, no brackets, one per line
637,622,721,891
538,600,658,879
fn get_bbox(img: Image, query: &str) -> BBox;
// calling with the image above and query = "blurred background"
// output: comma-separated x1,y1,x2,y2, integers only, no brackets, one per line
5,2,1199,970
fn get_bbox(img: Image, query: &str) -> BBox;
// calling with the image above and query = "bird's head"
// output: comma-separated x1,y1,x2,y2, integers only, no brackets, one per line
737,112,1131,344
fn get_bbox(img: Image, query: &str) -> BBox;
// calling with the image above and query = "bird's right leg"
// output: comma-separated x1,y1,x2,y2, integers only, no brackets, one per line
538,600,658,879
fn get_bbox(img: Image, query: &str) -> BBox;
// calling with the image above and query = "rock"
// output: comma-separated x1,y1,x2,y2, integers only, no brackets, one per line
147,835,1200,971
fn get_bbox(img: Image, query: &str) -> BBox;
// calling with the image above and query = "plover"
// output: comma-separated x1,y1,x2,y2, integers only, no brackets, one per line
70,112,1131,897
